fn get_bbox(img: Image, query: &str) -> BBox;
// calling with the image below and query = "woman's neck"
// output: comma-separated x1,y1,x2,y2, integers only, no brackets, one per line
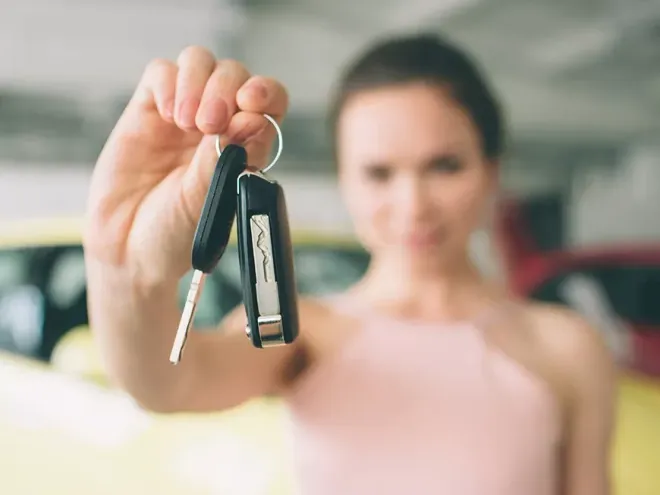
350,253,505,321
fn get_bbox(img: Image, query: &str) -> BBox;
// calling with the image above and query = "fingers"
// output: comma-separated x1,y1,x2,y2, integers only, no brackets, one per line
196,59,251,135
220,112,281,168
224,112,270,146
219,76,288,149
236,75,289,119
174,46,217,130
181,134,221,220
134,58,178,121
131,45,288,140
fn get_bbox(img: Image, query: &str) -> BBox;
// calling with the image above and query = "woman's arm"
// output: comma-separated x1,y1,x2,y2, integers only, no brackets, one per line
86,259,303,413
557,313,618,495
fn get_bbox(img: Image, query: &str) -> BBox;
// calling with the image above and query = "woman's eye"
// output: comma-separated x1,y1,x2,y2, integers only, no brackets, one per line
365,165,392,182
429,156,462,173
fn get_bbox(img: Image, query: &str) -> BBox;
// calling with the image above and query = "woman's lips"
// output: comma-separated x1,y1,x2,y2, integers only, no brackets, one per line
401,230,444,248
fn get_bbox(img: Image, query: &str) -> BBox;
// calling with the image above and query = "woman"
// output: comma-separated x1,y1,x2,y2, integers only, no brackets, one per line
84,33,616,494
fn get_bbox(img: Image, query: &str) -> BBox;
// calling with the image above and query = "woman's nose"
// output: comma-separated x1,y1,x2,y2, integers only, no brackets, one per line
393,176,434,222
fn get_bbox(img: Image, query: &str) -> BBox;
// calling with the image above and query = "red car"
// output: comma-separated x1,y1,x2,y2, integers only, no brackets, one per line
497,200,660,377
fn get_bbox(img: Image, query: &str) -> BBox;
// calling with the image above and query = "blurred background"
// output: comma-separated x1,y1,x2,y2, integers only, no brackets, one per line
0,0,659,494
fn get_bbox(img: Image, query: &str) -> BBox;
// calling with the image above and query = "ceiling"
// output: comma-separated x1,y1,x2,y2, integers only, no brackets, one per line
0,0,658,172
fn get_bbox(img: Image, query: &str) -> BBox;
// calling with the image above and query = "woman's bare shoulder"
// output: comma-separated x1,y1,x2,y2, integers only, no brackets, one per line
519,301,617,411
486,299,615,421
298,295,341,319
296,294,364,353
277,295,362,389
298,294,359,332
523,302,614,371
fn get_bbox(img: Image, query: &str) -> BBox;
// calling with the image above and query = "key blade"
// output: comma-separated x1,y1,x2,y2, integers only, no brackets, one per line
170,302,195,364
250,214,280,316
170,270,206,364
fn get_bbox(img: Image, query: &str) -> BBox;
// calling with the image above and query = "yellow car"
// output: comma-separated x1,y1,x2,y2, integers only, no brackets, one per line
0,349,295,495
0,216,368,495
0,217,658,494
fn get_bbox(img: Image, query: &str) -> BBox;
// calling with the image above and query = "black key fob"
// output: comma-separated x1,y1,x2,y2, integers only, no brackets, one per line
236,169,299,348
171,144,247,364
191,144,247,273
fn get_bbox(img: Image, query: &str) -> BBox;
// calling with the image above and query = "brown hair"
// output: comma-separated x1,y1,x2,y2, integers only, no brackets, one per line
329,32,506,161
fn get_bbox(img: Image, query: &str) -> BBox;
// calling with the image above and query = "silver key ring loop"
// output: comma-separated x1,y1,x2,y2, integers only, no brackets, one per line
215,113,283,174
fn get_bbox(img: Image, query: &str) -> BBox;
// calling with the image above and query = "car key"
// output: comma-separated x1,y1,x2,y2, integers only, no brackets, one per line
169,143,247,364
236,168,300,348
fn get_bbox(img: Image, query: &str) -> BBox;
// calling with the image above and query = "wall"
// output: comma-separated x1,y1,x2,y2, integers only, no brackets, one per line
0,1,236,94
569,141,660,247
0,164,353,234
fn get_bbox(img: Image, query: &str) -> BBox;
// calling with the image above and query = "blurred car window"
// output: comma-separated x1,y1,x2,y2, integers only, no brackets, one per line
639,272,660,325
0,284,44,356
292,247,369,296
0,241,371,358
530,264,660,327
0,247,43,355
47,247,86,309
182,245,371,329
0,247,30,290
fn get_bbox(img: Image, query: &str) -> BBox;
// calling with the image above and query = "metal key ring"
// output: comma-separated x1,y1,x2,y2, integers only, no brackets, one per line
215,114,283,174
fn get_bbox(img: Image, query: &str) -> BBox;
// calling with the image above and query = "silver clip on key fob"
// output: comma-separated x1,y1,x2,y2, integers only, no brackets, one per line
236,117,299,348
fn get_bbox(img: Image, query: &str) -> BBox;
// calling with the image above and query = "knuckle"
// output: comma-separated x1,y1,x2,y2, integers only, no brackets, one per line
144,57,173,76
258,75,287,95
216,58,250,77
177,45,214,65
269,77,288,98
195,119,216,135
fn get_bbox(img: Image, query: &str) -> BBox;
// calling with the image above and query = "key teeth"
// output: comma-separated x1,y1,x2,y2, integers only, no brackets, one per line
170,300,196,365
169,342,182,364
170,271,206,365
169,327,186,365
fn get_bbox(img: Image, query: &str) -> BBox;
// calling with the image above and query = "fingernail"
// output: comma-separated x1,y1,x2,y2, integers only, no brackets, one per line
201,99,228,128
245,81,269,101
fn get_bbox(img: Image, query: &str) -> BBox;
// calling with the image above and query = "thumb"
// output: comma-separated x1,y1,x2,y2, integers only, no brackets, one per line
177,113,277,233
178,135,223,231
223,111,278,169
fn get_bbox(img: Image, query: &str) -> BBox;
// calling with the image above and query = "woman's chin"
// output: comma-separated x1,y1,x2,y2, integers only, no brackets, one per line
397,240,466,268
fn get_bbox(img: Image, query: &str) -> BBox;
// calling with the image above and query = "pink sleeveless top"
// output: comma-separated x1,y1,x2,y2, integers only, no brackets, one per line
283,296,561,495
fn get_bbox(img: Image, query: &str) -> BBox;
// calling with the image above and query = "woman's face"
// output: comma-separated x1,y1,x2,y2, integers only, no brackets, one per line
336,83,496,269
